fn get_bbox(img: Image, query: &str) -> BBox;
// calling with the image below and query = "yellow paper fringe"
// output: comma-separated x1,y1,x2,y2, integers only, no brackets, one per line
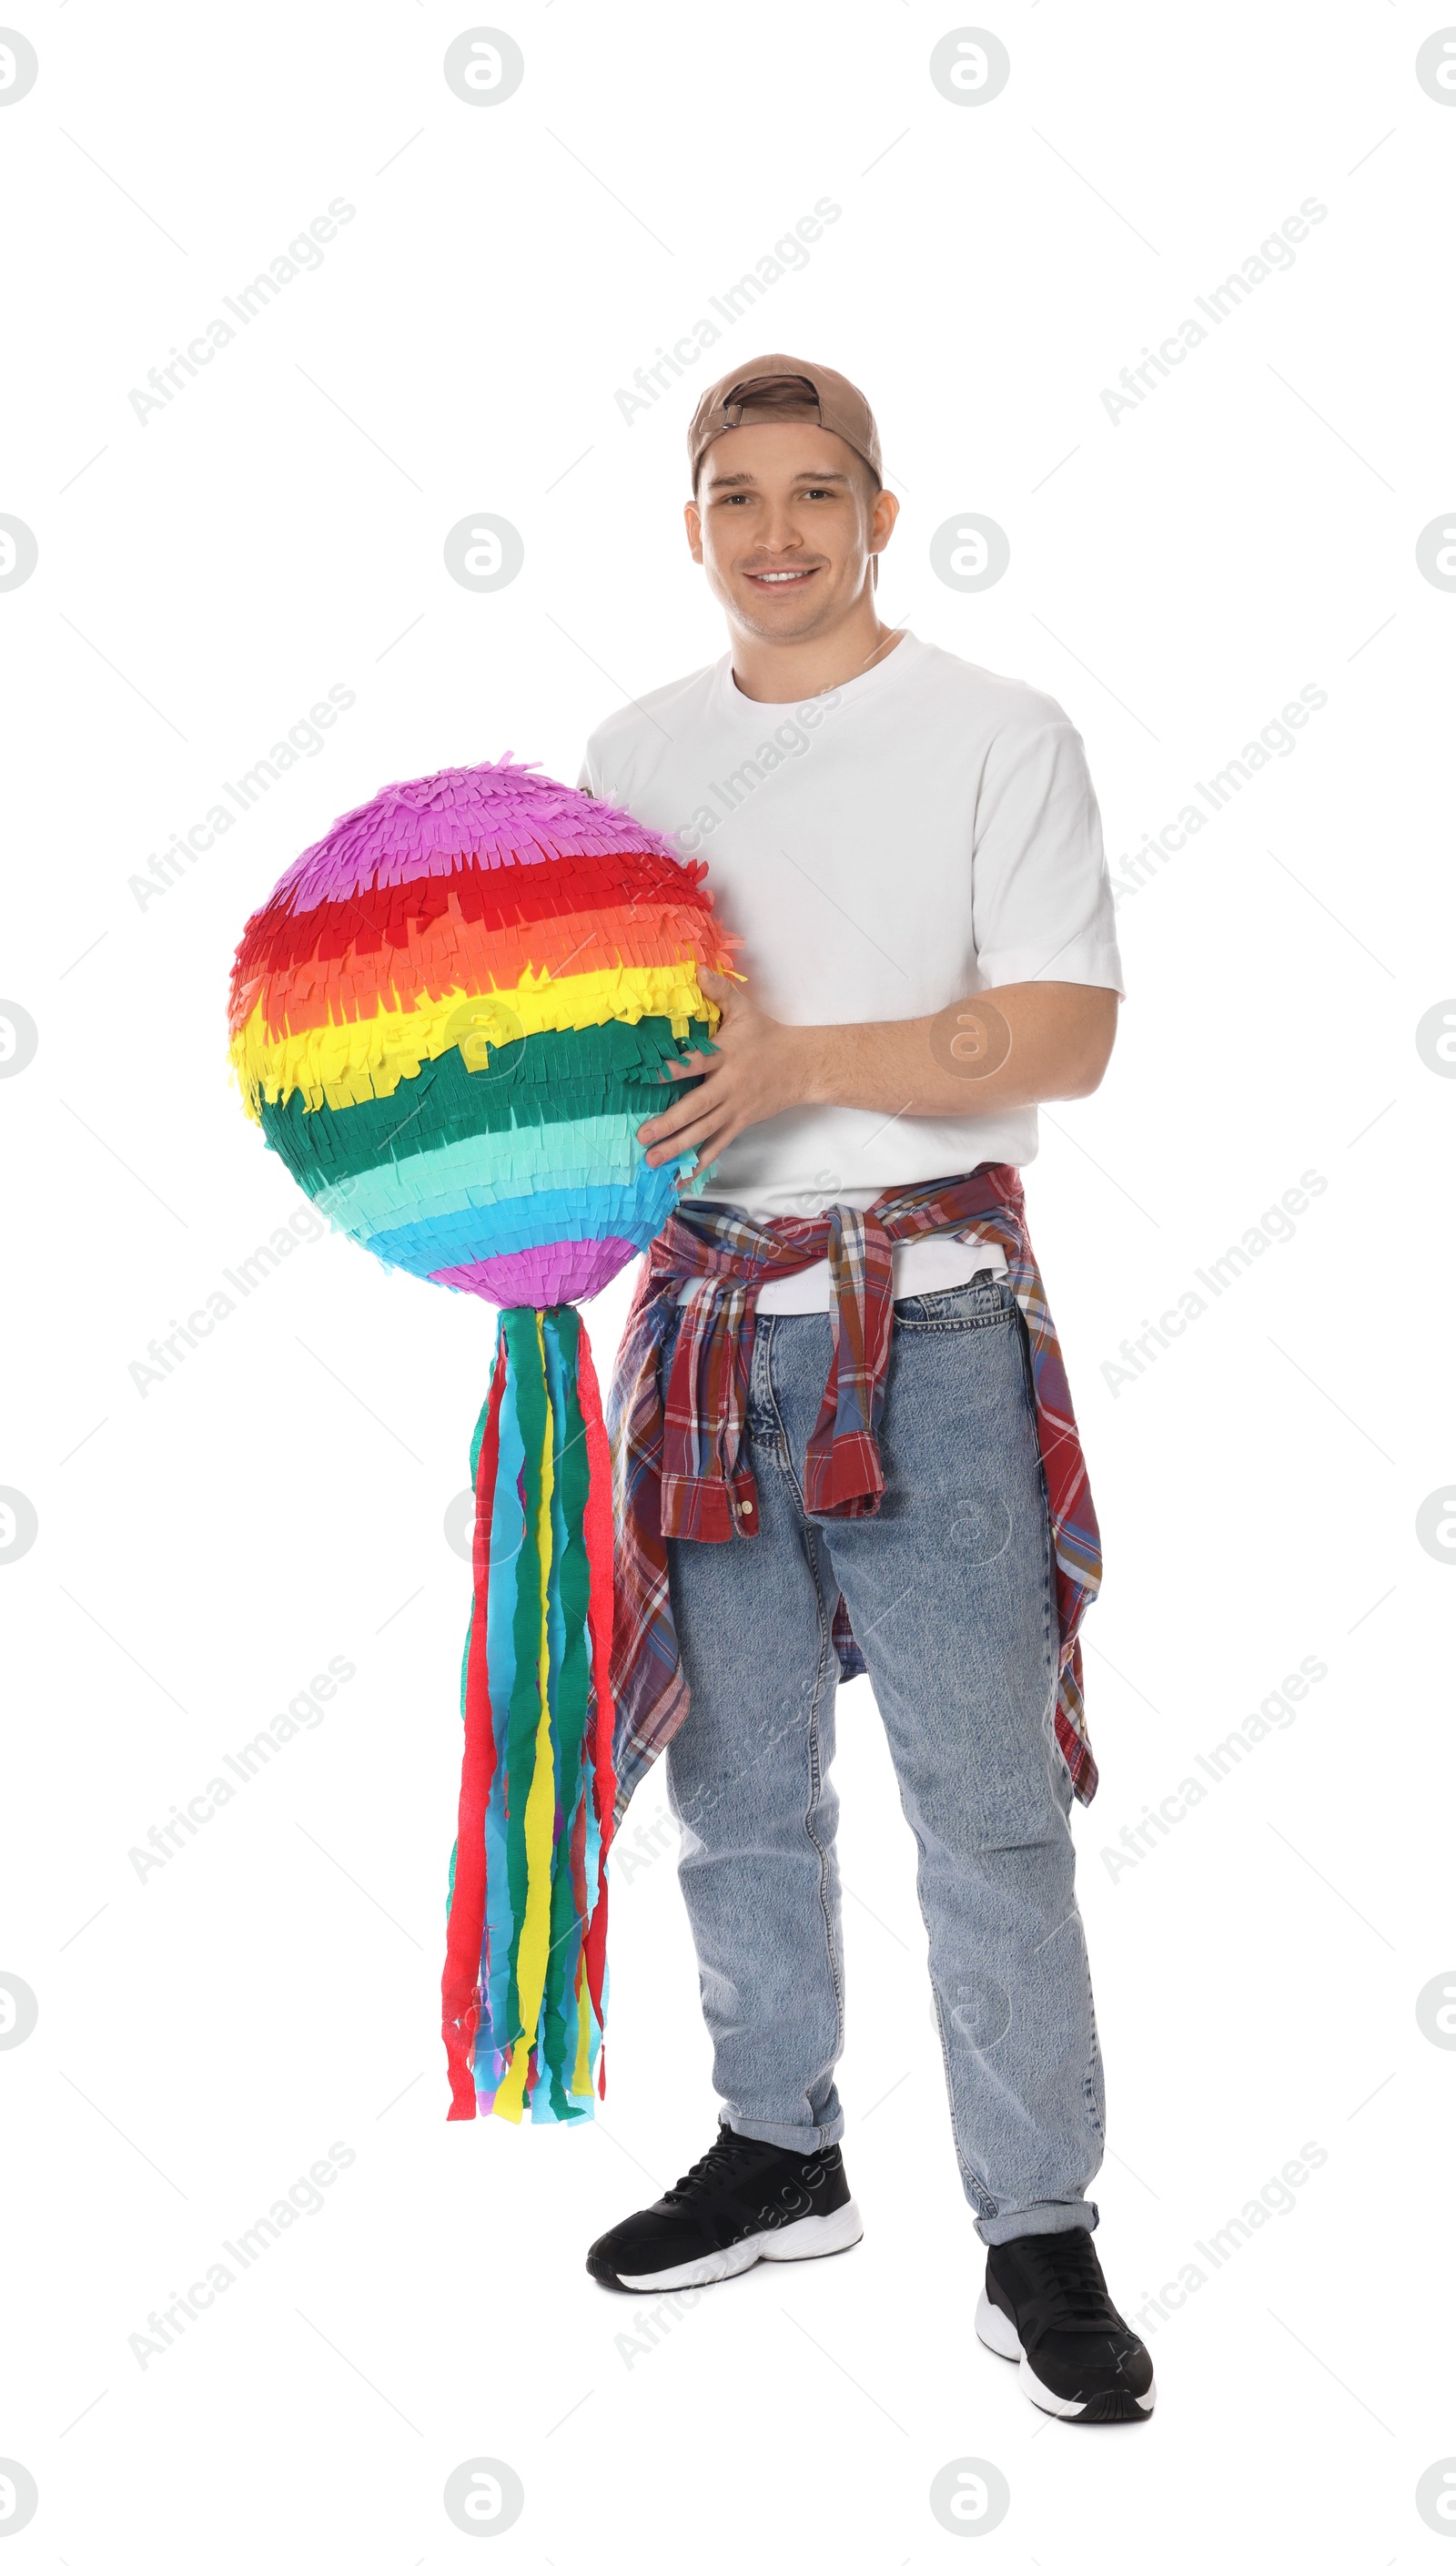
231,965,716,1117
571,1968,594,2098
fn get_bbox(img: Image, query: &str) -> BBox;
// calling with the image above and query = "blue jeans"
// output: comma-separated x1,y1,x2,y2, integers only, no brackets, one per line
662,1273,1105,2247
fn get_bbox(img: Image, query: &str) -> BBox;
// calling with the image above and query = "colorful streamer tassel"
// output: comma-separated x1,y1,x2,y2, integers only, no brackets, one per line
441,1308,617,2121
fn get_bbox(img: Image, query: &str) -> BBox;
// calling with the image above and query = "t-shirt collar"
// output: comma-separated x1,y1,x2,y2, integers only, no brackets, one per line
713,628,923,722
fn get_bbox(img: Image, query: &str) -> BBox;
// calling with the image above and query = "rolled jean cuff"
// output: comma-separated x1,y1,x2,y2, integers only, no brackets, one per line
721,2108,845,2154
976,2200,1099,2247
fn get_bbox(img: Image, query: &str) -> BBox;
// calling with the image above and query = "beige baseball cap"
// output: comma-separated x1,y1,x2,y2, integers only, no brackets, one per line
687,356,882,492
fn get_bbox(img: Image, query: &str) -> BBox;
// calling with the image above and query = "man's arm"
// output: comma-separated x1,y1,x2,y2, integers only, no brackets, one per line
638,971,1118,1171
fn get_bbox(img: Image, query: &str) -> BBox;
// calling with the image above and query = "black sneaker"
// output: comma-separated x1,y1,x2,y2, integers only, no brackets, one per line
586,2127,864,2293
976,2228,1156,2422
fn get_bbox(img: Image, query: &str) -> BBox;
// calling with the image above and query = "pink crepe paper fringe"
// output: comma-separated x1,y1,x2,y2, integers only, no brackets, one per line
276,756,690,914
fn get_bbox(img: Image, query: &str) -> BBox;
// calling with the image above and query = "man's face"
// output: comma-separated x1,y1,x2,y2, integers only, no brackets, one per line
685,420,896,644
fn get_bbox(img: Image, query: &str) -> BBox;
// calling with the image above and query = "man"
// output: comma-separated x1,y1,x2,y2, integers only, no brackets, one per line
578,358,1154,2424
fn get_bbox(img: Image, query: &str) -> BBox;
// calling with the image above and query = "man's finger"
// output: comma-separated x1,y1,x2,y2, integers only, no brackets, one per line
654,1050,718,1088
678,1123,738,1175
648,1105,737,1167
638,1064,725,1140
638,1094,711,1145
643,1105,731,1165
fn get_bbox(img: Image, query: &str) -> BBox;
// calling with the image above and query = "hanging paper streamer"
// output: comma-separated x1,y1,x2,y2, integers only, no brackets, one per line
228,760,737,2120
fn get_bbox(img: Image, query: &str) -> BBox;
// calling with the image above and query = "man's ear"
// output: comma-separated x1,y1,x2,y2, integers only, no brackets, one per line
683,499,704,564
867,483,897,592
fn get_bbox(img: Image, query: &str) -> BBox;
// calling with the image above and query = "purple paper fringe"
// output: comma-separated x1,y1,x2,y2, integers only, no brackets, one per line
274,756,690,914
431,1235,640,1308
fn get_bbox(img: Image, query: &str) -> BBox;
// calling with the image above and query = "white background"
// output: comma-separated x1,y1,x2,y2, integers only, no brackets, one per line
3,0,1453,2557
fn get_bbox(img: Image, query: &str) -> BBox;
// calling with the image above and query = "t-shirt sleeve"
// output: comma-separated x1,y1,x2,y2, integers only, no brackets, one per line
971,715,1126,998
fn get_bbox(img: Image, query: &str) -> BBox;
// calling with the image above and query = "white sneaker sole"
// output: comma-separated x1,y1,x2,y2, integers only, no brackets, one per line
612,2197,864,2292
975,2287,1157,2419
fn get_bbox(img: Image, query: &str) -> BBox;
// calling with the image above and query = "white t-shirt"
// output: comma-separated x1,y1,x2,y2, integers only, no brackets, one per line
579,631,1124,1310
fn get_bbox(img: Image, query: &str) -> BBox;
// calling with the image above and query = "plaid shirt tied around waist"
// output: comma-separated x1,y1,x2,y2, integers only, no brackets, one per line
605,1164,1103,1822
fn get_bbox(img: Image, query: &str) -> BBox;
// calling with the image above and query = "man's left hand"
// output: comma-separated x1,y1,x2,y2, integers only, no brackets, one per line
637,969,811,1173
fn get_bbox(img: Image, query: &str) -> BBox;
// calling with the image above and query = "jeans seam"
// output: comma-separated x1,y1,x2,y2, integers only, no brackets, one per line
799,1526,846,2066
747,1311,788,1435
1011,1297,1104,2164
1082,1932,1107,2149
1009,1297,1060,1722
893,1308,1015,1335
764,1309,846,2068
754,1318,828,1536
914,1832,999,2222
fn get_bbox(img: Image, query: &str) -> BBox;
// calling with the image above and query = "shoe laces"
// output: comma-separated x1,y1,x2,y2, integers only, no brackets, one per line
1010,2230,1121,2334
662,2129,772,2206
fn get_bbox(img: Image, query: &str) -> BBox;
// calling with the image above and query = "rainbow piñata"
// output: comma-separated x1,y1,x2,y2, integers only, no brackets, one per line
228,758,737,2123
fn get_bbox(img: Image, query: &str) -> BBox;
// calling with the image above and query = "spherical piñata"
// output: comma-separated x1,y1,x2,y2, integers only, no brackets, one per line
228,757,737,2125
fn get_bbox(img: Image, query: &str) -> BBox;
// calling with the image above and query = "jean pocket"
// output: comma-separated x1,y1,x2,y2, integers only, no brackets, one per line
892,1275,1014,1330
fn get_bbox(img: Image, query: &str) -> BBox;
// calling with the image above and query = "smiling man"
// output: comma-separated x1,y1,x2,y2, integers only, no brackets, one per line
578,358,1154,2425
